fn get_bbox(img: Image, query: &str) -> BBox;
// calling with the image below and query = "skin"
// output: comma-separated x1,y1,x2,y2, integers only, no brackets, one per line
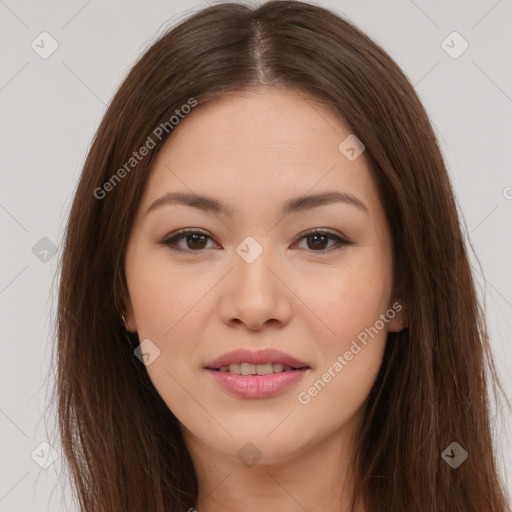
123,87,405,512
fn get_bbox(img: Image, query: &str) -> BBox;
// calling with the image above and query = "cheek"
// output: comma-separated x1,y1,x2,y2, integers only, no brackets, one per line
311,255,393,352
125,253,211,420
125,249,219,407
295,267,390,428
295,251,392,408
126,246,212,340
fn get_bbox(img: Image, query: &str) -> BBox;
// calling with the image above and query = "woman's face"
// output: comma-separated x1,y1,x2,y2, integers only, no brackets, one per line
124,87,403,467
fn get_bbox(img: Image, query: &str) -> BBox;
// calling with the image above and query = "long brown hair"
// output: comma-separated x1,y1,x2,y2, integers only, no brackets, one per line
49,1,510,510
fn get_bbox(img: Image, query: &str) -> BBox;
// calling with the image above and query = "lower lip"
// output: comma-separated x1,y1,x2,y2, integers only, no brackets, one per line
204,368,309,398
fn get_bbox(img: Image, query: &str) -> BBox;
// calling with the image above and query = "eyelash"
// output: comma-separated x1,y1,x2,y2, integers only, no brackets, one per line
159,228,353,254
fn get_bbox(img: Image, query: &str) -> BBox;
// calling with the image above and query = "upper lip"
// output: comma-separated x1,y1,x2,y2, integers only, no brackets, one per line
205,349,309,369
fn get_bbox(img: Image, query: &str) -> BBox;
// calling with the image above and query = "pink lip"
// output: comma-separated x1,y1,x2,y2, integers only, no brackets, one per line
204,348,309,369
205,368,309,398
203,348,310,399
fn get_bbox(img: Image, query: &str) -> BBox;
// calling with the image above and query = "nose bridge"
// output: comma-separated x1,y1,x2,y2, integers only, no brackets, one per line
218,234,291,329
233,234,279,296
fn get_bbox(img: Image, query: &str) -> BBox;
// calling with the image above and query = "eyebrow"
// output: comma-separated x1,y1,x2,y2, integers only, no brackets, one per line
145,190,368,217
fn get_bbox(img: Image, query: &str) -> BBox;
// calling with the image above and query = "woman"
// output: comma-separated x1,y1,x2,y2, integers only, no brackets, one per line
52,1,510,511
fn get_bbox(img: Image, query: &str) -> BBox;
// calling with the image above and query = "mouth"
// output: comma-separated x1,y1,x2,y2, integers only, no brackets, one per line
203,349,311,398
204,348,311,376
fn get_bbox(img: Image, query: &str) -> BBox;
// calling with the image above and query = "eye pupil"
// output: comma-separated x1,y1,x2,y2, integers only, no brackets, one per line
187,234,207,249
307,234,328,250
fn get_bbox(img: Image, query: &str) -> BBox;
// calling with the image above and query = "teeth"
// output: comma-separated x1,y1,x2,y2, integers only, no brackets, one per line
218,362,297,375
256,363,273,375
240,363,256,375
228,363,239,374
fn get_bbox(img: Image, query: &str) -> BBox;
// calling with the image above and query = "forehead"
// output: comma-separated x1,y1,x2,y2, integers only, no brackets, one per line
139,88,379,220
160,88,351,157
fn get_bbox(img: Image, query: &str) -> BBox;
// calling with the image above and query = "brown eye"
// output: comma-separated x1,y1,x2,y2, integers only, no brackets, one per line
161,229,217,252
295,230,351,252
183,233,208,250
305,233,330,251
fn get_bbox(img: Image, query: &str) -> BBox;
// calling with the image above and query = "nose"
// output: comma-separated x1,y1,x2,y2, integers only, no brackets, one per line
217,243,293,331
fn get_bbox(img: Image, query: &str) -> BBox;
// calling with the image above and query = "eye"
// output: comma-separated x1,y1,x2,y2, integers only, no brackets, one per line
159,228,352,253
159,228,217,252
293,229,352,252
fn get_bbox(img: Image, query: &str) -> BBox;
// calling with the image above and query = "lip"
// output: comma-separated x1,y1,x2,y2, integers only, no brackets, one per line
203,348,310,399
205,367,309,398
204,348,309,369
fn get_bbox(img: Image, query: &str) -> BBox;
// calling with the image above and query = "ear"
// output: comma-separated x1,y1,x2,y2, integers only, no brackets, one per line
386,298,407,333
121,291,138,333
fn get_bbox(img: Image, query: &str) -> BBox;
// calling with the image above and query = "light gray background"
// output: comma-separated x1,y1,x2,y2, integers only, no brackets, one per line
1,0,511,510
